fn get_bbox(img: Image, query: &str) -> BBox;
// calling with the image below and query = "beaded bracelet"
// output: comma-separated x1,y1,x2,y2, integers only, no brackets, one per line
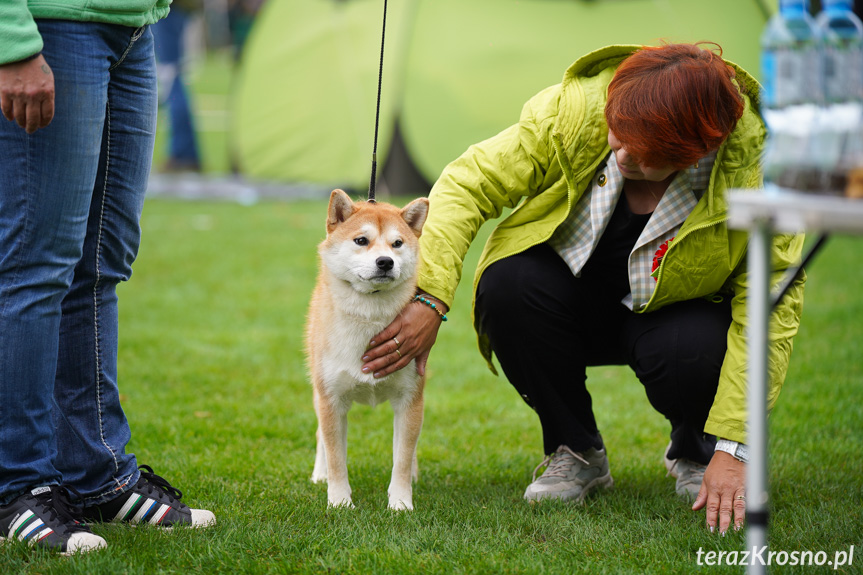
413,295,448,321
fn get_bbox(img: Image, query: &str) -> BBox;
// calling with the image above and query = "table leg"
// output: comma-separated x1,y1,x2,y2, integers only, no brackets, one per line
747,219,772,575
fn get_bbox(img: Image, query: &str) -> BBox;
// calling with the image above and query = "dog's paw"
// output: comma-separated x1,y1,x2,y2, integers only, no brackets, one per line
327,486,353,508
387,492,414,511
388,498,413,511
327,497,355,509
310,471,328,484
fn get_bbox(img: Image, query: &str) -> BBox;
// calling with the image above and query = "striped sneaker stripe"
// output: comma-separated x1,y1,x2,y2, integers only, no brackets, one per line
11,511,36,539
131,498,158,524
149,504,172,526
20,519,46,541
114,494,144,522
34,528,54,543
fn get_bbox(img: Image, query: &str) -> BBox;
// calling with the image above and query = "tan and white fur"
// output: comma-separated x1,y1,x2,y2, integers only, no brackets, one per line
306,189,429,510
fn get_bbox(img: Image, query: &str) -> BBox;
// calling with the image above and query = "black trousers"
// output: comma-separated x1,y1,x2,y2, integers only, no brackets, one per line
475,244,731,465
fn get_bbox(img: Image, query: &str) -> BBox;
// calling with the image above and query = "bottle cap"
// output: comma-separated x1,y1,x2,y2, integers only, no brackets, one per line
780,0,809,14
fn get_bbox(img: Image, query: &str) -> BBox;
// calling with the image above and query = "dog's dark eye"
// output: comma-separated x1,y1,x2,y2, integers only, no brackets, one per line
354,237,368,246
392,239,403,248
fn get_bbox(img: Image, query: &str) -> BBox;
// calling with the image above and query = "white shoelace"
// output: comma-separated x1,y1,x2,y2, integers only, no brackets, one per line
531,445,591,482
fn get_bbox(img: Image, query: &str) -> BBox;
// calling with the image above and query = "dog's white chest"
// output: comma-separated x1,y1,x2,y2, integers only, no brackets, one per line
321,347,418,407
338,372,417,407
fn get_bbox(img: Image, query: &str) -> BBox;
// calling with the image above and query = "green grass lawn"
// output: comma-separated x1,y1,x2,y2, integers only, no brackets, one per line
2,198,860,574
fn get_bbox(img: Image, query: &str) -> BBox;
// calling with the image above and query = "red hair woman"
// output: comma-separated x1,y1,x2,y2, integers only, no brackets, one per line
361,43,805,535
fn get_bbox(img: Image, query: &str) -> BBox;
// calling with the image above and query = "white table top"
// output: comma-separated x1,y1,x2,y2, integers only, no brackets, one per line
728,186,863,235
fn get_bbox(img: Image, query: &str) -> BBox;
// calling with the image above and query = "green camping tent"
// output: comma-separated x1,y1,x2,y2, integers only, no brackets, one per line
231,0,774,194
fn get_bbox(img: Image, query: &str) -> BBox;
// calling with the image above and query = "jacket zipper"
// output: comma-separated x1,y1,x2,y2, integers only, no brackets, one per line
649,216,728,306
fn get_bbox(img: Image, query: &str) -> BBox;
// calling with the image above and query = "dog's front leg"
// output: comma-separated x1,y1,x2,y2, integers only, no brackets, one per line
316,389,353,508
311,387,328,483
388,386,424,510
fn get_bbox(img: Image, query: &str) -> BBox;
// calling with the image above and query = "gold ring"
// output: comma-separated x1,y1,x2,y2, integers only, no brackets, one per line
392,336,400,348
395,349,402,358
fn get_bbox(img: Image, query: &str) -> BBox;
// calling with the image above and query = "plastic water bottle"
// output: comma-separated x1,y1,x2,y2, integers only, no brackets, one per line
760,0,822,191
815,0,863,194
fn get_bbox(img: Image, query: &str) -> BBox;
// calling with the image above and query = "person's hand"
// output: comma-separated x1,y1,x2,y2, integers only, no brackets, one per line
692,450,747,534
361,298,447,378
0,54,55,134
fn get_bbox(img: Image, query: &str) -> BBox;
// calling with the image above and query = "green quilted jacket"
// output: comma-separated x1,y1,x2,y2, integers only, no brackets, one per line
416,44,805,444
0,0,171,65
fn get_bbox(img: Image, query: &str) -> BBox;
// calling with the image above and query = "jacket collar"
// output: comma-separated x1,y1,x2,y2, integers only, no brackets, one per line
553,44,766,220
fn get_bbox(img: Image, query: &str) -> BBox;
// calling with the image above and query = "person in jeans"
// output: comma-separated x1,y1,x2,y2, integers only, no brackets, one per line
152,0,202,172
0,1,214,555
360,43,805,536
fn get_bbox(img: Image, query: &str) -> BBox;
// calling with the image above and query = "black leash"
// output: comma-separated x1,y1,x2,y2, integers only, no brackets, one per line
771,233,829,310
367,0,388,203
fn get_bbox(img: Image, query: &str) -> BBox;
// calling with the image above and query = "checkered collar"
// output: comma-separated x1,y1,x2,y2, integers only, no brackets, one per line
548,148,719,310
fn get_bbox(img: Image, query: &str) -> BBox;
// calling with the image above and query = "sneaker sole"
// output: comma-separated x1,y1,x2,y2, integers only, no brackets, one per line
525,472,614,504
84,508,215,530
675,485,699,502
1,533,107,555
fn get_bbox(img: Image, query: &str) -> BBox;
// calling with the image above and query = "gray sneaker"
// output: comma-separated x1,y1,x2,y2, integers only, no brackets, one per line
663,442,707,500
523,445,613,503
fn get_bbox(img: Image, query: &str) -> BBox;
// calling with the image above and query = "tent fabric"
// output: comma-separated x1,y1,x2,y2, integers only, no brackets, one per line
231,0,416,190
231,0,773,193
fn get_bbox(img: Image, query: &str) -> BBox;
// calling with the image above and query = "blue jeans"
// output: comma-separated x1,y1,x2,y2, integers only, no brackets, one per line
0,20,156,506
152,8,200,165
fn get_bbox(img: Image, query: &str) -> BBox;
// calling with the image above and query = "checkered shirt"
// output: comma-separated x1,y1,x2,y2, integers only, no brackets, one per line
548,150,716,310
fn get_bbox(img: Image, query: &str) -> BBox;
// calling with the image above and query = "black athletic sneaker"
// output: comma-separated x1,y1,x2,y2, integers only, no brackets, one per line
82,465,215,528
0,485,107,555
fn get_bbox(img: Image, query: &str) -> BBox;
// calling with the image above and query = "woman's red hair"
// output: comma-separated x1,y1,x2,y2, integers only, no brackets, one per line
604,42,745,169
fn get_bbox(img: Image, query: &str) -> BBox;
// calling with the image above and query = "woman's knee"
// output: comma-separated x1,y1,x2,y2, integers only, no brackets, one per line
628,298,730,364
626,298,731,416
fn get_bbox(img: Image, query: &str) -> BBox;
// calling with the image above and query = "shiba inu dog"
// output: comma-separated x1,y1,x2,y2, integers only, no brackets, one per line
307,189,429,510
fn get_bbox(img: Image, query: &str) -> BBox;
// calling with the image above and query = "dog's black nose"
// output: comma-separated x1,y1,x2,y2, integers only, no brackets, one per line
376,256,394,271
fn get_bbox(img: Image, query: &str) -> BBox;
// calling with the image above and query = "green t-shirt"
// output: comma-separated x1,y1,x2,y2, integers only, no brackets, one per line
0,0,171,65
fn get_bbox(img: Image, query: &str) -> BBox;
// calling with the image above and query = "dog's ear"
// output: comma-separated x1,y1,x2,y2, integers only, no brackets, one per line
400,197,429,237
327,189,356,233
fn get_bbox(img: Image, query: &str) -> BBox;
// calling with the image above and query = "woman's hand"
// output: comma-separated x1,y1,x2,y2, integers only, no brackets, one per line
0,54,55,134
692,451,747,534
361,298,447,378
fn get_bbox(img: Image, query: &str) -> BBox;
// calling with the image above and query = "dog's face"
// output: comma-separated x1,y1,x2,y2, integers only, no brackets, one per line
319,189,429,294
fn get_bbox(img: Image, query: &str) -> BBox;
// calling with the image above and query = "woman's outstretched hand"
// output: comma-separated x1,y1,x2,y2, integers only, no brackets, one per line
361,298,447,378
692,451,747,534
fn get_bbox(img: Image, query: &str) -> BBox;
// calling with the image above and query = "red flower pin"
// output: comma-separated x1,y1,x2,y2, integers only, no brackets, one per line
651,237,674,281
